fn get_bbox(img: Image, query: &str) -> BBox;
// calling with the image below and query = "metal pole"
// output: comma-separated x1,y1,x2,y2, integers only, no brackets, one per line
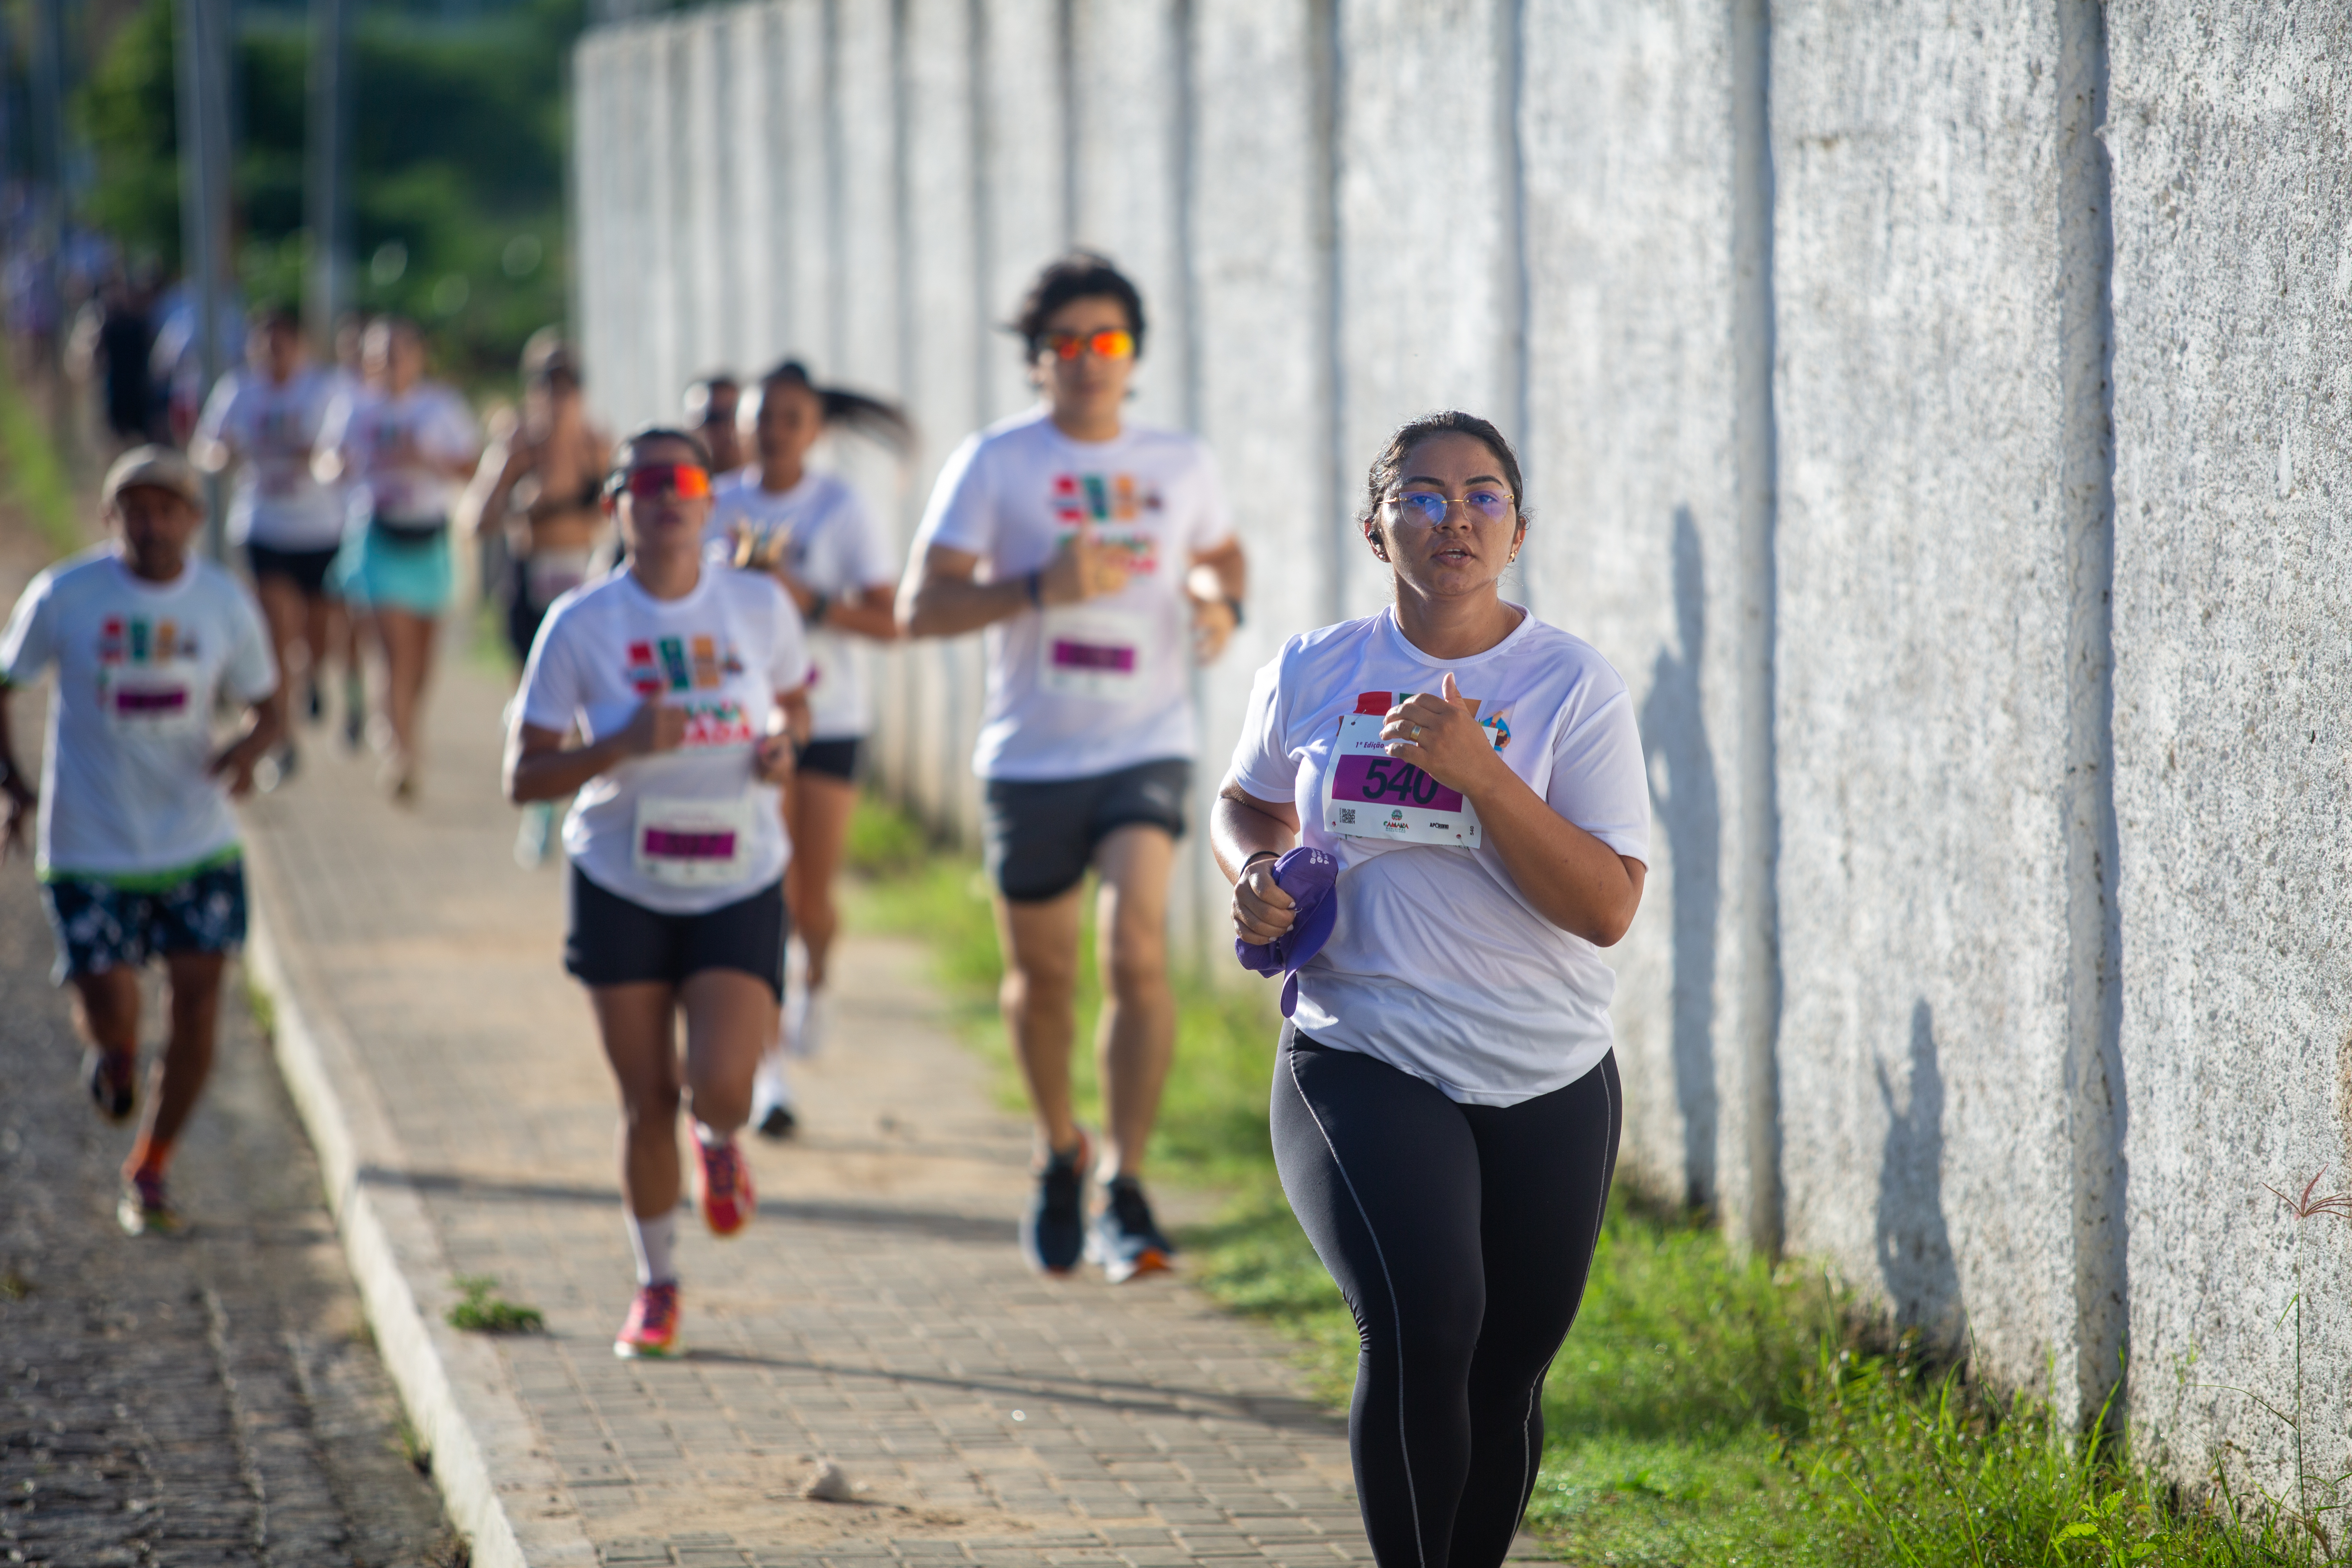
175,0,232,553
29,0,67,372
304,0,351,354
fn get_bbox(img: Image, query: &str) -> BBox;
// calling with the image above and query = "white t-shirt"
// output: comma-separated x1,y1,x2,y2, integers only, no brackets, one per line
194,366,347,550
321,381,478,526
703,468,896,740
0,547,277,882
909,407,1235,780
1226,607,1650,1106
518,564,808,915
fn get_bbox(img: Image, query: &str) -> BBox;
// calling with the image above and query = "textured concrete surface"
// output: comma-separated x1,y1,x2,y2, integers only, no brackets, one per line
1767,0,2122,1417
1517,0,1782,1254
236,652,1494,1565
1332,0,1515,622
0,849,458,1568
2106,3,2352,1493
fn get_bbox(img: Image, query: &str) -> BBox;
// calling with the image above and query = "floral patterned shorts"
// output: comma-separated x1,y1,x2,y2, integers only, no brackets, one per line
40,859,248,983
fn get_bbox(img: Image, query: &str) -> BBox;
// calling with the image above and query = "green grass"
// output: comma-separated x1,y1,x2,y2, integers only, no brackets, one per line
844,793,2331,1566
0,367,84,559
444,1274,545,1335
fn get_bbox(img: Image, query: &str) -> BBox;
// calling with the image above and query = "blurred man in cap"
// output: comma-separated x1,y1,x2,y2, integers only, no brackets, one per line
0,445,281,1235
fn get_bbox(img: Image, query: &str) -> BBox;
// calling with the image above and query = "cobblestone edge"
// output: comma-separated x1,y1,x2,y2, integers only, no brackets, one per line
242,834,599,1568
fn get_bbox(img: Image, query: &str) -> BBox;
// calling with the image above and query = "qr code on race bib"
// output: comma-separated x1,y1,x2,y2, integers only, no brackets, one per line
1338,808,1356,824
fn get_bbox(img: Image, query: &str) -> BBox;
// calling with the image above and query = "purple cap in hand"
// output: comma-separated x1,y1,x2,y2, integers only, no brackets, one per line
1234,847,1340,1018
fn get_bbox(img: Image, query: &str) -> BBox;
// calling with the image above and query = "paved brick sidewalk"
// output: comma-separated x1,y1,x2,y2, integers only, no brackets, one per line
240,650,1505,1567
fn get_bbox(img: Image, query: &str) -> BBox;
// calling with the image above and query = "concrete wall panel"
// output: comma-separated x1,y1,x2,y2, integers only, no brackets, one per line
1333,0,1511,620
1770,0,2118,1411
1519,0,1752,1221
1181,0,1330,969
1069,0,1186,432
978,0,1065,423
2108,2,2352,1490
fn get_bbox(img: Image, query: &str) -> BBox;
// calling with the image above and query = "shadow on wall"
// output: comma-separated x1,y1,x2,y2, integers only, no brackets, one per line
1877,1000,1965,1352
1642,506,1720,1211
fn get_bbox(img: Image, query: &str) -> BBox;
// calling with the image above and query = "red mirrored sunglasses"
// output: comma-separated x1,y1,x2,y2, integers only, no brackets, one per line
618,463,712,500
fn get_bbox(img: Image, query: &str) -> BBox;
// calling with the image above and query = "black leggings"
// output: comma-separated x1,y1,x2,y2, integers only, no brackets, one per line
1272,1027,1621,1568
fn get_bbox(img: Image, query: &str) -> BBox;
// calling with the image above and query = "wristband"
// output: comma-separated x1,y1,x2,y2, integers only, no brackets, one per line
1024,569,1043,608
1224,595,1245,629
1241,850,1279,873
806,591,830,626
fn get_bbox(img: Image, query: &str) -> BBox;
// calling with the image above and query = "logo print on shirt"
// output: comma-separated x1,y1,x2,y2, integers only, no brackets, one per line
1049,472,1162,573
678,699,754,747
100,616,196,666
627,635,744,695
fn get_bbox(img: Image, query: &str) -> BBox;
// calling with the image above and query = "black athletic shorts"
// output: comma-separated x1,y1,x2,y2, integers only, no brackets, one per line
247,541,341,597
793,737,860,783
982,757,1190,903
564,866,787,999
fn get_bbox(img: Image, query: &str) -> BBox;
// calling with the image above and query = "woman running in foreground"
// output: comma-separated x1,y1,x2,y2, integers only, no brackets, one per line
1211,411,1649,1568
503,428,810,1358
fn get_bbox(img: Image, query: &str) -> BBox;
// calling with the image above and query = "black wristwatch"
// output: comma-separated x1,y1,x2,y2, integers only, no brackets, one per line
805,591,830,626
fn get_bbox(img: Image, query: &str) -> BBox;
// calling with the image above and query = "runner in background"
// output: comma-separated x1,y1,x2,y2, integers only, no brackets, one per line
467,330,614,865
323,312,372,750
0,448,281,1235
707,359,912,1136
1215,412,1647,1568
683,374,743,477
505,428,810,1358
898,254,1247,1282
192,305,347,782
315,317,480,803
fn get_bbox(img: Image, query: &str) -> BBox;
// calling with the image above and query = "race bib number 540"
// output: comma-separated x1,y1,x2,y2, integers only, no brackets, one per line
1321,711,1485,846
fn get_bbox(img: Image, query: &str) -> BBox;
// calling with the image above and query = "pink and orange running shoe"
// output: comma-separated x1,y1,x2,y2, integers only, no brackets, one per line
693,1135,755,1237
614,1281,682,1359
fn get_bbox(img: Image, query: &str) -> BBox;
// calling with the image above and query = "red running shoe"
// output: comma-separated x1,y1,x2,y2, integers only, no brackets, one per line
614,1281,681,1359
693,1135,755,1237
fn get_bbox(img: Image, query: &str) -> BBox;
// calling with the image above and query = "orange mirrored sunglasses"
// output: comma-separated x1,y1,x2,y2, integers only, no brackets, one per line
1040,329,1135,361
620,463,712,500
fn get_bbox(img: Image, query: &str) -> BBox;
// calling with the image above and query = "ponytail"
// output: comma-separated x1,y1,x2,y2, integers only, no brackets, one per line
755,360,915,455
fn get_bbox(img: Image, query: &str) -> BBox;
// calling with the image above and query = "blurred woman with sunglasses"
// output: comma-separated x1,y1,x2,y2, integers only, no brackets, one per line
1211,412,1648,1568
503,428,811,1359
708,360,911,1134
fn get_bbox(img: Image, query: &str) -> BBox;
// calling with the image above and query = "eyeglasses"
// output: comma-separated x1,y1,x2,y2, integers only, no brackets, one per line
620,463,711,500
1040,329,1135,361
1387,489,1514,526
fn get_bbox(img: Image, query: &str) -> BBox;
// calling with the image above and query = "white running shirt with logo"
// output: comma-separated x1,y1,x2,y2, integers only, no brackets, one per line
702,468,895,741
0,547,277,880
910,407,1234,781
1226,606,1650,1106
194,366,347,550
320,382,479,526
519,565,808,915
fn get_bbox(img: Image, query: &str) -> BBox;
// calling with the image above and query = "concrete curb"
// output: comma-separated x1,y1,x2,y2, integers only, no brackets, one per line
241,836,597,1568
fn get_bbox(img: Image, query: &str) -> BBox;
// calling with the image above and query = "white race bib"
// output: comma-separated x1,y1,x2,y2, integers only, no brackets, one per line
631,793,755,887
1321,711,1484,847
1038,605,1156,701
101,668,202,737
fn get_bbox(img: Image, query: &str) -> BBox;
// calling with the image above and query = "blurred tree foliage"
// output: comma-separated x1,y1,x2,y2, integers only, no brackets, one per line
75,0,585,386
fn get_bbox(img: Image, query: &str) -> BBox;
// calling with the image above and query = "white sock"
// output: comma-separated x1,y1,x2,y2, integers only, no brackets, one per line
626,1207,681,1287
693,1120,732,1149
